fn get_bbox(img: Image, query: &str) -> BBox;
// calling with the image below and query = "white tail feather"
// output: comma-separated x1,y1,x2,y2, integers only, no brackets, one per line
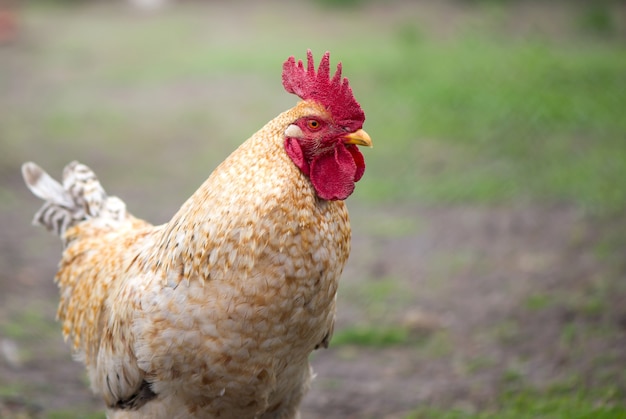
22,162,74,207
22,161,127,239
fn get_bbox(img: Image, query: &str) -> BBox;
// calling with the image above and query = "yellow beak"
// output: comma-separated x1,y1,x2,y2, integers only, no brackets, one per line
343,129,373,148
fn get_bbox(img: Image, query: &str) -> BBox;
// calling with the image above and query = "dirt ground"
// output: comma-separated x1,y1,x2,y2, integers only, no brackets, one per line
1,2,625,418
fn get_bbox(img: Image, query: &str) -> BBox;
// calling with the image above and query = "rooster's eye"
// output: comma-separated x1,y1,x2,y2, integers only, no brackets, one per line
307,120,321,130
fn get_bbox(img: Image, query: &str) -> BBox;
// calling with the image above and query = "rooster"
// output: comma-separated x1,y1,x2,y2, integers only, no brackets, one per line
21,50,372,418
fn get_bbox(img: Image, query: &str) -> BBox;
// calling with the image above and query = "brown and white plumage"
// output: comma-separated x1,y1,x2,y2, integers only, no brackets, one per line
22,51,372,418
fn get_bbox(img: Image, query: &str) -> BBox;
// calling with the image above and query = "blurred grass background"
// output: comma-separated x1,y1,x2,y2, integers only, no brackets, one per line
1,0,625,418
2,0,624,215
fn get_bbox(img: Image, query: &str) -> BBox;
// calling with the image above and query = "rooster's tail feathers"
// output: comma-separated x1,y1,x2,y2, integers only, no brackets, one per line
21,161,127,238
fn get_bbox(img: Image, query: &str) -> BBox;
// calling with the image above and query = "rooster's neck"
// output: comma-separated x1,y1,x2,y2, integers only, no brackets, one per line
153,106,348,286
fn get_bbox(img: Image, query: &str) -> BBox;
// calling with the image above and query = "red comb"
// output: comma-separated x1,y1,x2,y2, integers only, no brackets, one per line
282,50,365,131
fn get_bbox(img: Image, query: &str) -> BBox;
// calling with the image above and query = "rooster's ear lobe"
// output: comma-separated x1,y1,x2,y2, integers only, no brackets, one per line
284,124,304,139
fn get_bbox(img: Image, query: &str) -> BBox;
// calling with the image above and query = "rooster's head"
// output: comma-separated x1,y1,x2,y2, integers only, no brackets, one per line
282,50,372,201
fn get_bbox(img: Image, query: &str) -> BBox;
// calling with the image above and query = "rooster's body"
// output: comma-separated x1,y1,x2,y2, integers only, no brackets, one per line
22,51,371,418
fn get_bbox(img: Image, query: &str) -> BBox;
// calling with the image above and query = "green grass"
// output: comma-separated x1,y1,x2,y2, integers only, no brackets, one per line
3,3,625,214
356,36,626,211
407,388,626,419
331,325,411,347
0,306,54,340
46,410,106,419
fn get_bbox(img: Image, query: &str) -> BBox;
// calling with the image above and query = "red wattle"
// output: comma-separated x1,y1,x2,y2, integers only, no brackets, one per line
284,137,310,176
310,142,359,201
346,144,365,182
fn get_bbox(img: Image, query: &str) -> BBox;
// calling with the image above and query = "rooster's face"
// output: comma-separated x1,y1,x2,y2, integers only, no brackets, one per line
281,50,372,201
283,102,372,201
